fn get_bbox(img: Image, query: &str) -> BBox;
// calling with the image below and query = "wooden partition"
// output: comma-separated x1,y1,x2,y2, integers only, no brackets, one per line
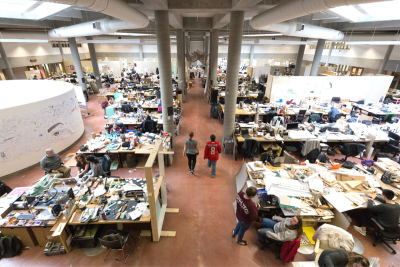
141,139,177,241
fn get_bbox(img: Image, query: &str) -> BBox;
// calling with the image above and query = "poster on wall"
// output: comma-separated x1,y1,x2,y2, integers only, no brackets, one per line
0,97,83,163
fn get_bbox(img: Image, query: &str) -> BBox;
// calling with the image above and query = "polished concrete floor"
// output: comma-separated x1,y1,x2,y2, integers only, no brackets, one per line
1,78,399,267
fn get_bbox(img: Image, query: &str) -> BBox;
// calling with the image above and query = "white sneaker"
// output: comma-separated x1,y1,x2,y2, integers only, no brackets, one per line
353,225,366,236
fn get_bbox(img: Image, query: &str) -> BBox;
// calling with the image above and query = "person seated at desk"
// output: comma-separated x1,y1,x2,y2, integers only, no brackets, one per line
286,99,295,105
86,155,104,178
141,115,157,133
257,216,303,248
32,75,38,80
110,123,122,134
262,148,276,165
353,189,400,237
315,150,335,165
158,102,162,113
75,153,91,178
318,250,369,267
108,97,115,106
328,106,339,122
40,148,71,178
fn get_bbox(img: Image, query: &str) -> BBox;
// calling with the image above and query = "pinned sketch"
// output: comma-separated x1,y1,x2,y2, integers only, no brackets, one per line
0,98,83,163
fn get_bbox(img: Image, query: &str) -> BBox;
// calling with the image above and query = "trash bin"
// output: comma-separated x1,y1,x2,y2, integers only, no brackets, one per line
223,137,234,154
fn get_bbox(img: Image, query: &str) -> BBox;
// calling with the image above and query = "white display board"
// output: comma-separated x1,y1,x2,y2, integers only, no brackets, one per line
74,85,86,105
269,76,393,104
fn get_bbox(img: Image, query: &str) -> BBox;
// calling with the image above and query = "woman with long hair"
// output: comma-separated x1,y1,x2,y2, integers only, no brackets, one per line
86,155,104,178
75,153,90,178
183,132,199,175
318,250,369,267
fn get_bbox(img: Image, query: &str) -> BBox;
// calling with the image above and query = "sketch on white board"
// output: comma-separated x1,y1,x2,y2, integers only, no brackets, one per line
0,97,82,163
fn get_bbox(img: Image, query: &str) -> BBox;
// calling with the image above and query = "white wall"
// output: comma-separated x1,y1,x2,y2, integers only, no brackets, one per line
304,45,400,61
0,81,84,177
269,76,393,104
2,43,89,57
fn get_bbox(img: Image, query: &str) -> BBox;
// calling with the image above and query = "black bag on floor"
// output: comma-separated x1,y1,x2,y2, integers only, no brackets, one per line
0,236,22,259
373,152,391,161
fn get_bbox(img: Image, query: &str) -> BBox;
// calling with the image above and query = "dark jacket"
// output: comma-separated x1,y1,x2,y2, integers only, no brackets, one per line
141,120,157,133
306,148,320,163
340,143,366,158
263,111,277,123
242,139,259,159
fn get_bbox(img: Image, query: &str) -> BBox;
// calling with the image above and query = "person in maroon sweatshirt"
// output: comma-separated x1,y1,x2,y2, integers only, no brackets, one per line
204,134,221,178
232,187,259,246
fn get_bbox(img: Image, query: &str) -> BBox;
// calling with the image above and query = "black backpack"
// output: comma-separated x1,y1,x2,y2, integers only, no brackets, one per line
0,236,22,259
0,182,11,197
342,161,355,169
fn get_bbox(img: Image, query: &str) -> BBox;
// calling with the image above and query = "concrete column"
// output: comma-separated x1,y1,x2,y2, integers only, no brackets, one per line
139,44,144,61
379,45,394,74
209,29,219,86
185,35,189,54
205,34,210,74
223,11,244,140
57,41,64,60
325,43,333,66
68,37,87,95
86,36,103,91
294,45,305,76
310,39,325,76
249,45,254,66
0,42,15,80
155,10,175,147
176,29,186,103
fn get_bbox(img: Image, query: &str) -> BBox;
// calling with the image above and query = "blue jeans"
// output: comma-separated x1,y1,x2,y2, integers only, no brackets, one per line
207,160,217,177
234,221,251,243
258,218,277,243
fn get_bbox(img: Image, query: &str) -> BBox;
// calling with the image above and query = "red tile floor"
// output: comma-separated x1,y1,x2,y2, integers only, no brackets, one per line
1,78,399,267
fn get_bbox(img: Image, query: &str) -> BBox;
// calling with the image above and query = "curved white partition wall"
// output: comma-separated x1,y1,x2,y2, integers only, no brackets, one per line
0,81,85,178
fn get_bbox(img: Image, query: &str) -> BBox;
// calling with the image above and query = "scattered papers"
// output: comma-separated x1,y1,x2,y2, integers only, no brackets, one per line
290,198,303,209
308,178,324,193
94,185,106,197
129,210,142,220
248,162,267,172
123,184,142,191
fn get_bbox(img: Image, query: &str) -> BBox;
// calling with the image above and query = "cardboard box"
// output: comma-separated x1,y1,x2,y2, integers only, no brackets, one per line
336,173,365,181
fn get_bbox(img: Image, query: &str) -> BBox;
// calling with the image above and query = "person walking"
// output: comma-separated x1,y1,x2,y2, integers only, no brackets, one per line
233,187,258,246
204,134,221,178
183,132,199,174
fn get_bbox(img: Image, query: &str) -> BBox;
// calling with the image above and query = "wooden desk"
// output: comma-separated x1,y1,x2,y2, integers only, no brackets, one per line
220,104,257,116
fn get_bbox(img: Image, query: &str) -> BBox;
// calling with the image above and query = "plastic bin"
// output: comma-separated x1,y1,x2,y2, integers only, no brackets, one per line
223,137,234,154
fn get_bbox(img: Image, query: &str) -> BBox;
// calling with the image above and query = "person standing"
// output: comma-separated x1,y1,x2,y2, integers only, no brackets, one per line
183,132,199,175
40,148,71,178
233,187,258,246
204,134,221,178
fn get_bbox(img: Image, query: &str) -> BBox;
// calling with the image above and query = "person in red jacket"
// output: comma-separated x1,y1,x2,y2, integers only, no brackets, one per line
204,134,221,178
232,187,258,246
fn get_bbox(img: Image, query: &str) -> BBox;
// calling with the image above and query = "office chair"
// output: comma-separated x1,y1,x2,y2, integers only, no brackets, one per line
330,113,341,123
371,218,400,254
143,120,158,133
296,109,307,122
244,118,253,123
99,230,134,263
335,143,366,163
242,139,260,160
331,97,341,104
387,131,400,157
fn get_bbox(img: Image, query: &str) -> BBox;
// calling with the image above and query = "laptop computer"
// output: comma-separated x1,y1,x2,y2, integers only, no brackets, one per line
271,157,284,167
329,164,343,170
241,129,251,139
286,123,299,130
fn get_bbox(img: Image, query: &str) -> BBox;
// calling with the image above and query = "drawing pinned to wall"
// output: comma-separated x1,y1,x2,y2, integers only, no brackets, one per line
0,97,82,163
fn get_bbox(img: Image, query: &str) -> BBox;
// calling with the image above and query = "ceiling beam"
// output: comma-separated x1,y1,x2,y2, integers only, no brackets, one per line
0,18,56,28
183,17,213,30
142,0,168,9
329,20,400,30
232,0,262,9
53,9,83,19
169,13,183,29
212,13,231,29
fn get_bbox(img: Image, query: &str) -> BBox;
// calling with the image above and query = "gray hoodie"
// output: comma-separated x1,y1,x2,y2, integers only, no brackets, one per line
265,216,298,242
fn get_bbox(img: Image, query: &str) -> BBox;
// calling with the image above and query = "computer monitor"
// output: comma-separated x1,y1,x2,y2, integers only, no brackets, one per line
286,123,298,130
389,131,400,141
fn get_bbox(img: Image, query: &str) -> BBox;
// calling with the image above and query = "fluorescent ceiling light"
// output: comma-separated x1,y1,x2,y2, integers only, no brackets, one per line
107,33,155,37
345,41,400,45
243,34,283,37
78,39,141,44
0,39,48,43
0,0,69,20
259,40,317,45
329,1,400,22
